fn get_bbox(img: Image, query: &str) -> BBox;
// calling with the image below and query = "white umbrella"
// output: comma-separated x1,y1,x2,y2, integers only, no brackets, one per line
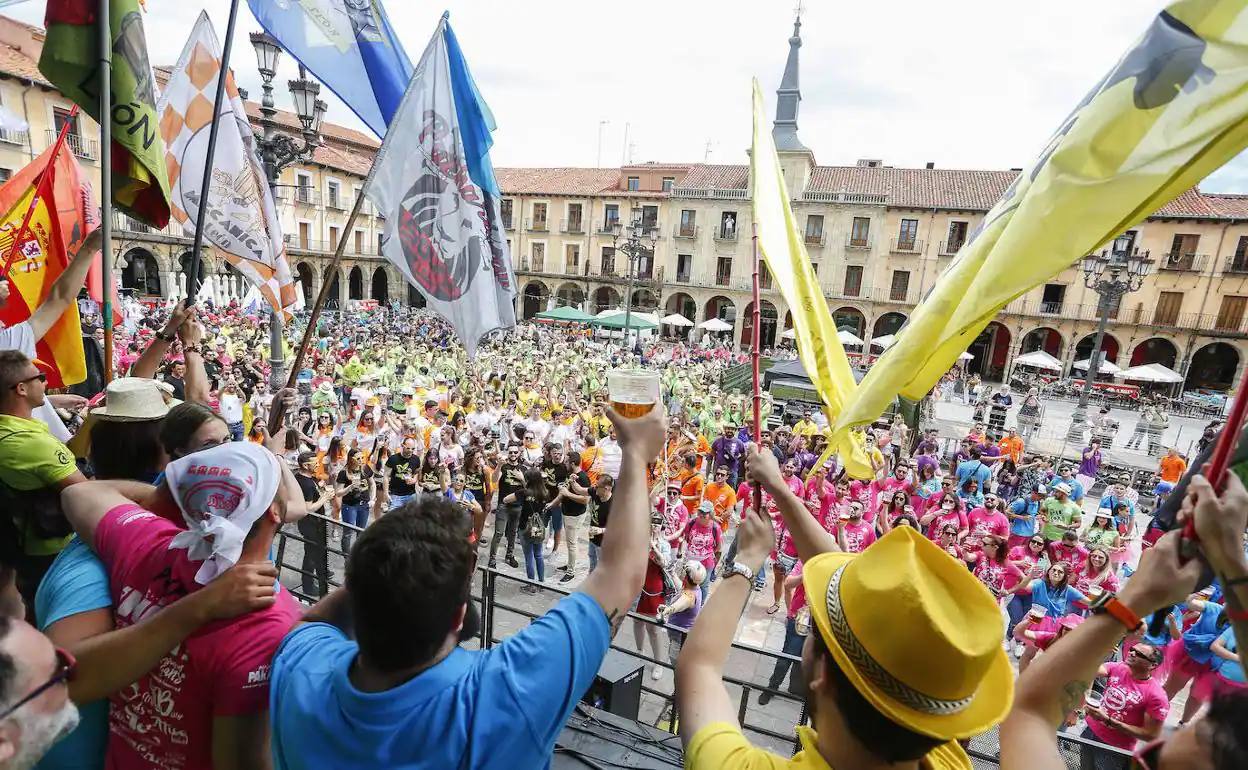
781,327,796,340
871,333,897,349
698,318,733,332
837,329,864,347
1073,358,1122,375
660,313,694,327
1120,363,1184,384
1013,350,1063,372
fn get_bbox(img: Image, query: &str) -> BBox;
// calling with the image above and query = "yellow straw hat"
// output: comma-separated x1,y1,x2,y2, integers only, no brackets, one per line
801,526,1013,741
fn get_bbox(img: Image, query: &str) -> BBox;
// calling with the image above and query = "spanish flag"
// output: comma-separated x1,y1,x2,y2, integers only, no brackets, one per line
749,79,871,479
0,142,97,387
834,0,1248,439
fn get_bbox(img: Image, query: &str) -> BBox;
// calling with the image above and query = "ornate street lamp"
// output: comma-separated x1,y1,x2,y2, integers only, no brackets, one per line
611,205,658,350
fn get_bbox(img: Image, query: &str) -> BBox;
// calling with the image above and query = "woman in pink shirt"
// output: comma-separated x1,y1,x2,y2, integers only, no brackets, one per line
965,534,1024,606
920,491,967,542
803,464,836,531
936,522,965,562
964,494,1010,557
877,490,911,535
1074,547,1119,603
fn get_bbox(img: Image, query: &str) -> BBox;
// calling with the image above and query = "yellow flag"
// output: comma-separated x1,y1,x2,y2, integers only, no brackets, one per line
833,0,1248,439
749,79,872,479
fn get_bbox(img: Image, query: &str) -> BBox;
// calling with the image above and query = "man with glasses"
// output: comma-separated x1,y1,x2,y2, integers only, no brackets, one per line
0,618,80,769
0,351,88,610
1082,642,1167,765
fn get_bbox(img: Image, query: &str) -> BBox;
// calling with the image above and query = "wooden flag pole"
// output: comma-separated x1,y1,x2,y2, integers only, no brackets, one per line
267,186,369,433
98,0,113,383
184,0,242,307
750,221,763,514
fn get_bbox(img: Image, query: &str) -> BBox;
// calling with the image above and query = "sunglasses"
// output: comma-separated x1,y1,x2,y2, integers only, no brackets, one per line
0,647,76,720
9,371,47,390
1128,647,1162,666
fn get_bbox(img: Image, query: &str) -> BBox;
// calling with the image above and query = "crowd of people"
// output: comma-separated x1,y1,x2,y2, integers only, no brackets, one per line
0,237,1245,770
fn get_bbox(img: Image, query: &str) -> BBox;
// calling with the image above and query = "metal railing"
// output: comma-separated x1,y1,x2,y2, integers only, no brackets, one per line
325,195,347,211
597,220,620,235
561,218,585,234
715,226,739,242
671,186,749,200
502,217,515,230
939,239,965,255
527,217,549,232
1158,252,1206,272
1223,255,1248,275
674,224,699,239
845,234,873,250
0,127,27,146
46,130,98,161
804,232,826,246
271,509,1132,768
889,237,923,254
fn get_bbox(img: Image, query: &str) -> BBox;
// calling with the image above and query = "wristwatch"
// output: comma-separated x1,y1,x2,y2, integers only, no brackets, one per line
724,562,755,583
1088,591,1144,632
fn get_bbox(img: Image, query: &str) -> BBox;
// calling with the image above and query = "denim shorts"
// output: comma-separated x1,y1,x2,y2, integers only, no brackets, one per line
776,553,798,575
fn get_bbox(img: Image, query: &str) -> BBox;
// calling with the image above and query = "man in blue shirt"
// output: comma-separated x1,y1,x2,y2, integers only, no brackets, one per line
269,404,667,769
1055,465,1085,505
1007,486,1045,541
956,447,992,490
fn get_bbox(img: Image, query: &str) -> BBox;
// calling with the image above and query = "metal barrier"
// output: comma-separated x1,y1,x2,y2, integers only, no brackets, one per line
271,510,1133,767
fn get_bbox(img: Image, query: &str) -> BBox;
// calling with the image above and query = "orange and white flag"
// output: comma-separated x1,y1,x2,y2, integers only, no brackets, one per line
157,11,296,317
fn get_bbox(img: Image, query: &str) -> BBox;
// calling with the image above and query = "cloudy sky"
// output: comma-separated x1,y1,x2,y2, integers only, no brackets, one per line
9,0,1248,191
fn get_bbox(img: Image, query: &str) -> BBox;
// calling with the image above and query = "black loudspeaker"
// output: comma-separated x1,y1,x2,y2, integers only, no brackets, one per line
581,649,644,720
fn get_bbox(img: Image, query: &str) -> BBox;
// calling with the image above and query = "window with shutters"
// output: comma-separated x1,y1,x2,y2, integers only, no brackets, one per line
843,265,863,297
890,270,910,302
1216,295,1246,332
1155,292,1183,326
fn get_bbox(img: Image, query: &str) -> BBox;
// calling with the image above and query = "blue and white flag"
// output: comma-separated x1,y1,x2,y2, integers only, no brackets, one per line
246,0,412,137
367,17,516,356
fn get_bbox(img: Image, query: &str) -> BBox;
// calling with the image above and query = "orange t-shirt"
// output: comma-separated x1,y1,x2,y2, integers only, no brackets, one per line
582,446,604,485
681,472,706,512
702,481,738,531
1159,455,1187,484
999,436,1024,464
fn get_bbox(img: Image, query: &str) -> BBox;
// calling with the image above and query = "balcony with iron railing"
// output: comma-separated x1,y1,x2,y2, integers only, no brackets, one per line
294,187,321,206
0,127,27,146
526,217,549,232
714,225,739,242
869,285,917,305
845,234,873,250
324,195,347,211
502,216,515,231
597,219,619,235
939,239,964,256
674,224,699,239
1159,252,1206,273
1224,255,1248,275
560,218,585,234
112,211,188,240
890,237,924,254
804,231,826,247
675,270,691,283
46,130,98,161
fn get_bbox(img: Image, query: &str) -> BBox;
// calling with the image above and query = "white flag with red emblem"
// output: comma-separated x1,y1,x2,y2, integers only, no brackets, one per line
366,15,516,356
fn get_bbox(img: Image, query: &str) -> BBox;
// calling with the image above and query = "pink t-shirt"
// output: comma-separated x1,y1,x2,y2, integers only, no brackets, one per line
95,504,300,770
970,557,1024,597
1086,662,1169,750
924,507,967,542
682,518,722,570
838,518,877,554
787,561,807,619
1049,542,1090,573
657,498,689,546
1008,545,1048,582
1075,568,1120,597
804,478,836,527
763,475,805,558
967,508,1010,540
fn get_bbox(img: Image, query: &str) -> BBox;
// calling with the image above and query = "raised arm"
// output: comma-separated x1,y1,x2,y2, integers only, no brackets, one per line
1184,472,1248,679
1000,533,1201,770
744,445,838,562
130,301,190,380
27,227,101,340
578,405,666,629
178,314,210,405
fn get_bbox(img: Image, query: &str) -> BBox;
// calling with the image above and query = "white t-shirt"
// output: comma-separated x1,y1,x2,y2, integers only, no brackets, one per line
218,392,244,423
0,322,71,441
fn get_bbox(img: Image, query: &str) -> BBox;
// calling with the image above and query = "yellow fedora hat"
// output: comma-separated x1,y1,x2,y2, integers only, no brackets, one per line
801,526,1013,741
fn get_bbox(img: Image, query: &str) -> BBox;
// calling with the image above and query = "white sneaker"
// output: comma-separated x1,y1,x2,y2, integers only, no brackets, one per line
651,667,663,680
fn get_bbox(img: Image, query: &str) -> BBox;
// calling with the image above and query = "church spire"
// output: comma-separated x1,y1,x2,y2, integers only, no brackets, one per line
773,9,808,153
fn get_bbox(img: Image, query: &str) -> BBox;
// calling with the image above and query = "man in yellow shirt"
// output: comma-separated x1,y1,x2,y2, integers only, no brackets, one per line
676,445,1011,770
792,407,820,438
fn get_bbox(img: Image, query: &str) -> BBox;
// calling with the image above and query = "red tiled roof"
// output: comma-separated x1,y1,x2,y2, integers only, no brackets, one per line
677,164,748,190
0,40,48,86
494,167,664,197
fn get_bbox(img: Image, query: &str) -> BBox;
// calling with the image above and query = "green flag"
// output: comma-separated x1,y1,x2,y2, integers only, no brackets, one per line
39,0,171,227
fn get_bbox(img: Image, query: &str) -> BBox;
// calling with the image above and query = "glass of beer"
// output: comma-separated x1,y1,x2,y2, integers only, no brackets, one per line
608,369,659,418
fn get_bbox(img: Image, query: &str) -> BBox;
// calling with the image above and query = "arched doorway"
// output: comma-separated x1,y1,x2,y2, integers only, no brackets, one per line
295,262,314,307
742,300,779,349
408,283,426,309
967,322,1012,380
555,282,585,308
371,267,389,303
1184,342,1239,391
873,312,907,338
1074,333,1121,368
522,281,549,319
631,288,658,312
703,295,736,324
665,292,696,339
1130,337,1178,369
832,306,866,338
323,267,342,309
593,286,621,314
120,248,161,296
1020,327,1063,356
348,266,364,300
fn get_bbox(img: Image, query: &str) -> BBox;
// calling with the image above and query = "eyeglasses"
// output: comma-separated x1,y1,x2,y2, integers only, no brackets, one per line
1128,648,1161,666
8,371,46,390
0,647,76,720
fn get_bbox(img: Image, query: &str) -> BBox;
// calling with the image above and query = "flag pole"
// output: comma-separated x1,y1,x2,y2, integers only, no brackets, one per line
751,221,763,514
97,0,113,383
0,107,77,277
268,185,370,432
184,0,242,308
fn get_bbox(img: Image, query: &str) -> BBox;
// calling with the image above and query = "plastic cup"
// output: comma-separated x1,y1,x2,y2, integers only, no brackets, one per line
1029,604,1047,619
608,369,660,418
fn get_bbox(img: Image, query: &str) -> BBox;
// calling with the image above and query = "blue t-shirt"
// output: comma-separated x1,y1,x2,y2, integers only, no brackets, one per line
33,538,112,770
1212,628,1244,684
270,591,611,769
956,459,991,488
1026,579,1085,618
1058,477,1085,503
1008,498,1039,537
1183,601,1225,664
1141,606,1182,649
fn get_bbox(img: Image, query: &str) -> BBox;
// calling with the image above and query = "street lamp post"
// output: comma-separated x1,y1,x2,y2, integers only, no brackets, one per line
1065,235,1153,444
246,31,326,392
610,205,657,351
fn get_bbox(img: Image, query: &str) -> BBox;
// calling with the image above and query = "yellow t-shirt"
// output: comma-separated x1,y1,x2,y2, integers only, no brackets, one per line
0,413,79,556
685,723,971,770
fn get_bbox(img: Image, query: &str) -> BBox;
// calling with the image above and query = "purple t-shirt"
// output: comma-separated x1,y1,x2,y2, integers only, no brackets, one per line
1079,448,1101,477
711,436,746,472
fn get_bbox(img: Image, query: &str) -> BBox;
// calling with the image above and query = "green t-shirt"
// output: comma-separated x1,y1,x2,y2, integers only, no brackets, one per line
1040,497,1082,541
0,413,78,556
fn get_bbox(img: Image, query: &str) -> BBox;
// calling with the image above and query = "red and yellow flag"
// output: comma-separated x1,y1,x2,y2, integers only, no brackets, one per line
0,142,99,387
